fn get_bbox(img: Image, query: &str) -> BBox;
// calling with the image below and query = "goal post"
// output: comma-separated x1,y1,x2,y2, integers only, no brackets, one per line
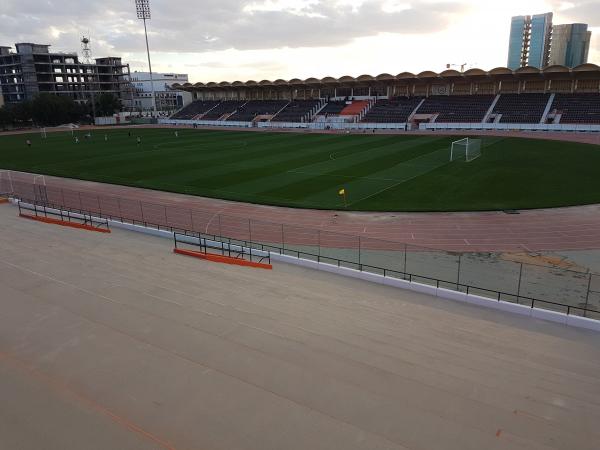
450,138,482,162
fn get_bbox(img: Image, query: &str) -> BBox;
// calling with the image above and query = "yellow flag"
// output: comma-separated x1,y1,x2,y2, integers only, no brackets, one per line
338,188,345,196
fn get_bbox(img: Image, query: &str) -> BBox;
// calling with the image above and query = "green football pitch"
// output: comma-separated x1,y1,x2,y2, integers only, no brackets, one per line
1,128,599,211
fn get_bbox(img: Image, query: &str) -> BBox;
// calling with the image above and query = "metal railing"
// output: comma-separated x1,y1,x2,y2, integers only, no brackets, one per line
17,200,110,231
174,231,271,266
3,178,600,320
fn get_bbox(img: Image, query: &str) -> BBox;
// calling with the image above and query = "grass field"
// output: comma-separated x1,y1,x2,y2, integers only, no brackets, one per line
1,128,599,211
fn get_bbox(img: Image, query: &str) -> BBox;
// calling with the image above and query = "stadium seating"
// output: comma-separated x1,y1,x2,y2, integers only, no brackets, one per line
271,100,321,122
552,93,600,124
202,100,247,120
171,100,220,120
362,97,423,123
319,101,347,116
493,93,550,123
416,95,495,123
227,100,289,121
169,93,600,126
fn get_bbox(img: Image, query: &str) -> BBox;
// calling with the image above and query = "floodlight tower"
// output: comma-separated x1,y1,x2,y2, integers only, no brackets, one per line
135,0,157,117
81,36,92,63
81,35,97,122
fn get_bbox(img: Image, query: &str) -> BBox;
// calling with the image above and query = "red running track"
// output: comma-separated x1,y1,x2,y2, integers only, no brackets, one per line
6,170,600,253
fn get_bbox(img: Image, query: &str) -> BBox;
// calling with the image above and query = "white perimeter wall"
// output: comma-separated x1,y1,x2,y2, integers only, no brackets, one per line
159,118,600,132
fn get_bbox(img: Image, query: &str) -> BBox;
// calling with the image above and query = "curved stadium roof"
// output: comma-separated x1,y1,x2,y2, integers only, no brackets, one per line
171,64,600,90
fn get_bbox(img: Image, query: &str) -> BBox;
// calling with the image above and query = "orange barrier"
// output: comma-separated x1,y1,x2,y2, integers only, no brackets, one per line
19,213,111,233
173,248,272,270
0,198,9,204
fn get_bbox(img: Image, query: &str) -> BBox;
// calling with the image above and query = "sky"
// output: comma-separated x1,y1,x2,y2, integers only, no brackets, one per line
1,0,599,82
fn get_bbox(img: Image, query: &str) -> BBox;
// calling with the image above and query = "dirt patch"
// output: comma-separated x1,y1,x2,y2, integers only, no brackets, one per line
500,252,588,272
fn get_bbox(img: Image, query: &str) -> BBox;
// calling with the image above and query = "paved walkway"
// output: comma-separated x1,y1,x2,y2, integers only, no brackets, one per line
0,203,599,449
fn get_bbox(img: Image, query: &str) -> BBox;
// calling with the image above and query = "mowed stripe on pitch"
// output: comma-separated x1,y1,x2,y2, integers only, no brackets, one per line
224,136,441,199
248,137,450,205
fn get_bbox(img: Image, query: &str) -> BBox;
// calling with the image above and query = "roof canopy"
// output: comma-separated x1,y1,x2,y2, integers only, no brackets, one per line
171,65,600,90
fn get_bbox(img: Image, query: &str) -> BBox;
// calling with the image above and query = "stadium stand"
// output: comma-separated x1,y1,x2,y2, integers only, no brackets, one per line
493,93,551,123
202,100,247,120
171,100,221,120
320,101,347,116
169,66,600,128
271,100,321,122
416,95,495,123
227,100,289,121
361,97,423,123
552,93,600,124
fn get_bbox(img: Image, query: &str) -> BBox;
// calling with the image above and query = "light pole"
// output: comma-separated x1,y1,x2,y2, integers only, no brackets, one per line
135,0,157,118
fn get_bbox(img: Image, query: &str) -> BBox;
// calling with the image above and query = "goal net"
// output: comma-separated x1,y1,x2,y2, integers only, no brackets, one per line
450,138,481,162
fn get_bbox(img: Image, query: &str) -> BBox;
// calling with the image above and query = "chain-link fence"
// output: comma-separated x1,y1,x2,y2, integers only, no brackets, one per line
4,177,600,319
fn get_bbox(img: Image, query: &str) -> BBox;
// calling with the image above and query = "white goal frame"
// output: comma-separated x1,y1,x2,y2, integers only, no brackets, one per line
450,138,482,162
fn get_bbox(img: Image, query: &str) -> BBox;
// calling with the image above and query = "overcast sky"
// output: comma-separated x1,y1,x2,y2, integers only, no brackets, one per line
1,0,598,82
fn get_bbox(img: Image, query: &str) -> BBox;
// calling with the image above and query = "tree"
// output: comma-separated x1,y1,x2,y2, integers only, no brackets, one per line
0,94,93,128
9,101,33,125
95,93,121,117
0,106,11,128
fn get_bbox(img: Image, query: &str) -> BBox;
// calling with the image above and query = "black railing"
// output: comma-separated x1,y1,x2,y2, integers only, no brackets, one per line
4,180,600,320
17,201,110,232
173,231,271,265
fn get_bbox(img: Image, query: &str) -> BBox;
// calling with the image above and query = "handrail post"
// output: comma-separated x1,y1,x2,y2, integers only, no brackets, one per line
516,263,523,304
248,219,252,261
584,272,592,318
404,243,408,280
456,253,462,290
358,236,361,270
317,229,320,260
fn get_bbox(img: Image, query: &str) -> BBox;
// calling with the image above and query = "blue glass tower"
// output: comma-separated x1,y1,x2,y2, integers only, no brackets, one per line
529,13,553,68
507,13,553,69
507,16,527,70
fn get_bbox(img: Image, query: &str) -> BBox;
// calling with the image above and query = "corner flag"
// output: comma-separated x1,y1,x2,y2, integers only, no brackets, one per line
338,188,347,208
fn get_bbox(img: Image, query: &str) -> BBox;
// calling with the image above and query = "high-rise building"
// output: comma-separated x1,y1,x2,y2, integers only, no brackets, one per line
550,24,591,67
0,43,131,105
507,12,553,69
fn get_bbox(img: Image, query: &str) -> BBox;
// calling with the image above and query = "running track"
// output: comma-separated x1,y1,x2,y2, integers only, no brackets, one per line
2,127,600,253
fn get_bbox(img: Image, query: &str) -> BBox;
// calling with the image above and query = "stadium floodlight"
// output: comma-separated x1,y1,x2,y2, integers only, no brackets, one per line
450,138,482,162
135,0,157,118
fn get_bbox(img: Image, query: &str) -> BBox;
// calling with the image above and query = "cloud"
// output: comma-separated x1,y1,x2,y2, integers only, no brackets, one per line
555,1,600,26
0,0,468,57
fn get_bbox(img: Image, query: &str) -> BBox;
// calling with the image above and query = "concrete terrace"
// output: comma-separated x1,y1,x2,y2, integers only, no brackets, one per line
0,204,599,450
